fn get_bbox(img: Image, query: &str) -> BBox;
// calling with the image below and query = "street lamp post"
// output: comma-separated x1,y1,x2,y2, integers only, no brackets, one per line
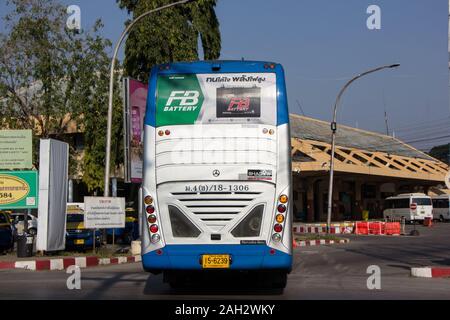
326,64,400,233
104,0,194,197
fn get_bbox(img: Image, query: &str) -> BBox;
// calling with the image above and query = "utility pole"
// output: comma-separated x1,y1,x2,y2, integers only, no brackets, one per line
326,64,400,233
103,0,194,198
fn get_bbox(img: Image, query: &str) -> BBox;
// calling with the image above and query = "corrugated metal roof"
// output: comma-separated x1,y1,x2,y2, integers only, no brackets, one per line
290,114,435,161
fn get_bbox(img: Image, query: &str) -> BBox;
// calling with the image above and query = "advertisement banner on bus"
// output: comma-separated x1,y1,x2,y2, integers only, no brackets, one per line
156,73,277,126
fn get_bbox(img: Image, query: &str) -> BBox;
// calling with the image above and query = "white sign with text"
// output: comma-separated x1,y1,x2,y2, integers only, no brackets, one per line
84,197,125,229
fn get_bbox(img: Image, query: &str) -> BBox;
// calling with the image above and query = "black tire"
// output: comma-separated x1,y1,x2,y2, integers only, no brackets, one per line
440,215,445,222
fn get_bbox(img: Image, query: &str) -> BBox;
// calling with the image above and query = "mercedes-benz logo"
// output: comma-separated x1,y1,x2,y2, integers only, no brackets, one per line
213,170,220,177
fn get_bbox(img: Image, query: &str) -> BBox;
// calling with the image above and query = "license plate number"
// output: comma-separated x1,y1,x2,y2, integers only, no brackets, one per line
202,254,230,269
75,239,85,245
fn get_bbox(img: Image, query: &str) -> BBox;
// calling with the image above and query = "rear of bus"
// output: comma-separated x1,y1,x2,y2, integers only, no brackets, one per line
140,61,292,287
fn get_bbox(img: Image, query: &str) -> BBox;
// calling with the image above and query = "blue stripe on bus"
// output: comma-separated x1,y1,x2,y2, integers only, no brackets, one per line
141,244,292,271
143,61,289,128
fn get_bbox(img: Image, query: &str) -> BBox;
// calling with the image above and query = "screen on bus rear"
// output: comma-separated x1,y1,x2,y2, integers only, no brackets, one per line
216,87,261,118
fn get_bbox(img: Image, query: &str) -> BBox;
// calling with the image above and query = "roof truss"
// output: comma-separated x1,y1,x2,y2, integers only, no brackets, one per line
291,138,449,182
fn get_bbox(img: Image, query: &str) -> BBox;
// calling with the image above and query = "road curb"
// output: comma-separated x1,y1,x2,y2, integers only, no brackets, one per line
294,238,350,247
411,267,450,278
0,255,141,271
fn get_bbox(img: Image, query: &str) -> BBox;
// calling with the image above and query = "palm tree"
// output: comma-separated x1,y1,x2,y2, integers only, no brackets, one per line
117,0,221,82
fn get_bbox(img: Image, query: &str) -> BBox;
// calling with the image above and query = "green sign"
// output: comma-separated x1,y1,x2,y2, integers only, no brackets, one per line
156,74,204,127
0,171,38,209
0,130,33,169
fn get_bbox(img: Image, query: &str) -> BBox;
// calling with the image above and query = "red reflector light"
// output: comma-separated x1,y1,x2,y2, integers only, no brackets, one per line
277,204,286,213
165,130,171,136
150,224,159,233
146,206,155,214
274,224,283,233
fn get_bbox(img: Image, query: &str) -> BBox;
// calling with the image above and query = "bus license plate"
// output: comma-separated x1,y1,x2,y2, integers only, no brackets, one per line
75,239,85,245
202,255,230,269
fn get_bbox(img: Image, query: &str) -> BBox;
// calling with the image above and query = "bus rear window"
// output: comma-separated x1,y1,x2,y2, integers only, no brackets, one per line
412,198,431,206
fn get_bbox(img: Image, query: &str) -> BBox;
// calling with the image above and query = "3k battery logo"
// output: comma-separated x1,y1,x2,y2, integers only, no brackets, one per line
157,75,204,126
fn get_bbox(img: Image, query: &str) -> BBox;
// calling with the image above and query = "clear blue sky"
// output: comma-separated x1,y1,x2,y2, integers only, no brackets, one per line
1,0,449,151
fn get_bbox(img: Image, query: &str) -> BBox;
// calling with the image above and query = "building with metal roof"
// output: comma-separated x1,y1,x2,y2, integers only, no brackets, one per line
289,114,449,222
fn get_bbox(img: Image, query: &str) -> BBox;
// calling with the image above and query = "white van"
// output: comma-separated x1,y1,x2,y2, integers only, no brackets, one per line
431,195,450,221
383,193,433,222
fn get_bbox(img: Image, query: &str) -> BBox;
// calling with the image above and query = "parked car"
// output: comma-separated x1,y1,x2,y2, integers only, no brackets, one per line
10,212,38,235
106,207,139,244
431,195,450,222
0,211,14,254
383,193,433,222
65,203,100,251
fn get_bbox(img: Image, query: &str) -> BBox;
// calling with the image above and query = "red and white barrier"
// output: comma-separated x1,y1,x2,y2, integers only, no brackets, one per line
411,267,450,278
0,255,141,271
293,223,354,234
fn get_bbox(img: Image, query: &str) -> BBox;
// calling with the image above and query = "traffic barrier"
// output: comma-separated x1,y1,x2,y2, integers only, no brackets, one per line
355,221,401,236
385,222,401,235
354,221,368,235
423,217,433,227
368,222,385,235
292,222,355,234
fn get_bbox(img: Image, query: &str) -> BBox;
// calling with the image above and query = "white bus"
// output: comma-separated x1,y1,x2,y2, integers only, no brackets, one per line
431,195,450,221
140,61,292,289
383,193,433,222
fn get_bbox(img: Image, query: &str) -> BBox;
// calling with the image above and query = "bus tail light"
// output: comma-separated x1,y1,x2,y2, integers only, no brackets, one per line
410,203,417,210
151,234,161,243
150,224,159,233
277,204,286,213
276,214,284,223
274,224,283,233
279,194,288,204
272,233,282,242
147,214,157,224
144,196,153,205
146,205,155,214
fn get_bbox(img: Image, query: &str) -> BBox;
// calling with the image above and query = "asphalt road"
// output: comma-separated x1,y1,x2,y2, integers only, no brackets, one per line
1,223,450,300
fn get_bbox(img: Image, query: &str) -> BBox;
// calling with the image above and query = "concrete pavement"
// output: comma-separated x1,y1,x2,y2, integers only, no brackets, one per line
0,223,449,299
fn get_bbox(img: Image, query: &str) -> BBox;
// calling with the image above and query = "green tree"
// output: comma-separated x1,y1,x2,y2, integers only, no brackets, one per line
0,0,123,193
117,0,221,82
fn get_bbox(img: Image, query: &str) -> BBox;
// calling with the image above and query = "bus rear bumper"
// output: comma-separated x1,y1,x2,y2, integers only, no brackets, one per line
142,244,292,272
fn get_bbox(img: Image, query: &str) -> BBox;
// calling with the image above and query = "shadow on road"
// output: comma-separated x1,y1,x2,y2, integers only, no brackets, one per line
142,272,284,297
